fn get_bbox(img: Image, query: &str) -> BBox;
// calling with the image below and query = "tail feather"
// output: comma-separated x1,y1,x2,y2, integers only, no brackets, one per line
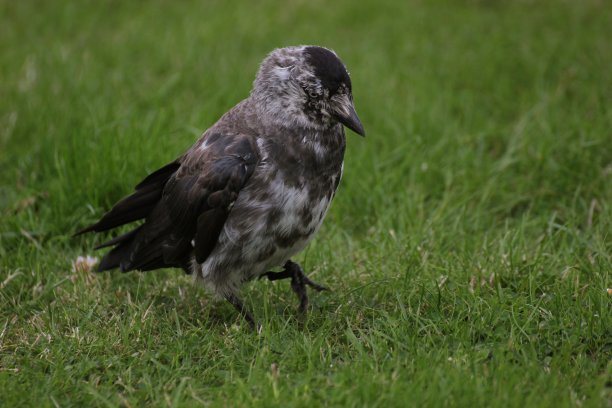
96,238,134,271
75,161,179,236
96,225,168,272
76,187,160,235
122,231,176,272
97,215,187,273
94,226,143,250
79,160,194,274
135,161,181,189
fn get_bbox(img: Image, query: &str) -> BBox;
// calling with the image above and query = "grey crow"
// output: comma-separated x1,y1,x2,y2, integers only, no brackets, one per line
77,46,365,327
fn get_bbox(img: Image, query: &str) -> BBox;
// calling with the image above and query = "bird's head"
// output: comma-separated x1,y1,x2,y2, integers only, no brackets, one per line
252,46,365,137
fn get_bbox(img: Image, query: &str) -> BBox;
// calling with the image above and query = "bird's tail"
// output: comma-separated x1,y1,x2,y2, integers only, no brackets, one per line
95,221,191,273
95,226,143,272
74,161,180,236
75,161,182,272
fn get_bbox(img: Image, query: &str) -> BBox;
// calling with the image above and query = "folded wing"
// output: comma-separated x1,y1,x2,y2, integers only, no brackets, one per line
77,133,259,273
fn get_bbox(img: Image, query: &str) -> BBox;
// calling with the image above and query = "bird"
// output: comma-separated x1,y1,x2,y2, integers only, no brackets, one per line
76,45,365,327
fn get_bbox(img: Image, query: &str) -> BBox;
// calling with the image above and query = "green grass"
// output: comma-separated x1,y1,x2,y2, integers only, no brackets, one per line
1,0,611,406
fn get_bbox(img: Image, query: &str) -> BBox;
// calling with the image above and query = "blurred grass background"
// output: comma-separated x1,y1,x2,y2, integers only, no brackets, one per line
1,0,611,406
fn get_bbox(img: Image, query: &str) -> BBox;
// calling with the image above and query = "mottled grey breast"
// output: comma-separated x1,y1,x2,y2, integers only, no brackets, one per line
201,123,346,285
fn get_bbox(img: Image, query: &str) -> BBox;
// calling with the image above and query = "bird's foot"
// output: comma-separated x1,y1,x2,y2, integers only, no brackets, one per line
260,260,328,314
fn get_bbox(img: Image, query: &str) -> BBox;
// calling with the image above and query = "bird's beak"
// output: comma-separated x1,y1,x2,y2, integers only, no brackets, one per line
332,94,366,137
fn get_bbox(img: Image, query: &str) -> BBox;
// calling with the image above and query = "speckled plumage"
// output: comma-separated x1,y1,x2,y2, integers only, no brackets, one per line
77,46,365,326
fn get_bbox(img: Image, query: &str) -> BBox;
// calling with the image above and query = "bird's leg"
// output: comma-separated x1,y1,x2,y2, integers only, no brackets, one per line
286,260,329,314
260,260,328,314
225,293,258,330
259,269,292,281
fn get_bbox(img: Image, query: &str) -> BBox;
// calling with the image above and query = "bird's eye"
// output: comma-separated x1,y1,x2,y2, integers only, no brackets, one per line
300,83,318,99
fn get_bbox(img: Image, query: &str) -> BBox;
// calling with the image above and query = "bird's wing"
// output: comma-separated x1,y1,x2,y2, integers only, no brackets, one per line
160,132,260,264
75,161,181,235
91,131,259,273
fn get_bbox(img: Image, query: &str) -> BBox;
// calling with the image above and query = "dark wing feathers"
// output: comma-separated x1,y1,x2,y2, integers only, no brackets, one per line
160,146,256,266
75,161,180,235
194,208,228,263
79,133,259,274
94,226,143,250
135,161,182,189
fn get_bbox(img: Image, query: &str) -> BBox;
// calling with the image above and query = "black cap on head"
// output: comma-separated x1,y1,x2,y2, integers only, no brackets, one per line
304,46,352,94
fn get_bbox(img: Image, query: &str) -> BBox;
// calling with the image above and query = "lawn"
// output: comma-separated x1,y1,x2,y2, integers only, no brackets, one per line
1,0,610,406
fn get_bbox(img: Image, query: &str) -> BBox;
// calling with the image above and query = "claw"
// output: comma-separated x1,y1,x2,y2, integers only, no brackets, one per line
262,260,329,315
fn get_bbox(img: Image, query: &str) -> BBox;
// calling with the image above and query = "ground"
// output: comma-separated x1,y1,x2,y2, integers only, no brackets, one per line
0,0,610,406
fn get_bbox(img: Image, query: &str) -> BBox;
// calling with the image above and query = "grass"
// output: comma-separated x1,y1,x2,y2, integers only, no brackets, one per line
1,0,611,406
